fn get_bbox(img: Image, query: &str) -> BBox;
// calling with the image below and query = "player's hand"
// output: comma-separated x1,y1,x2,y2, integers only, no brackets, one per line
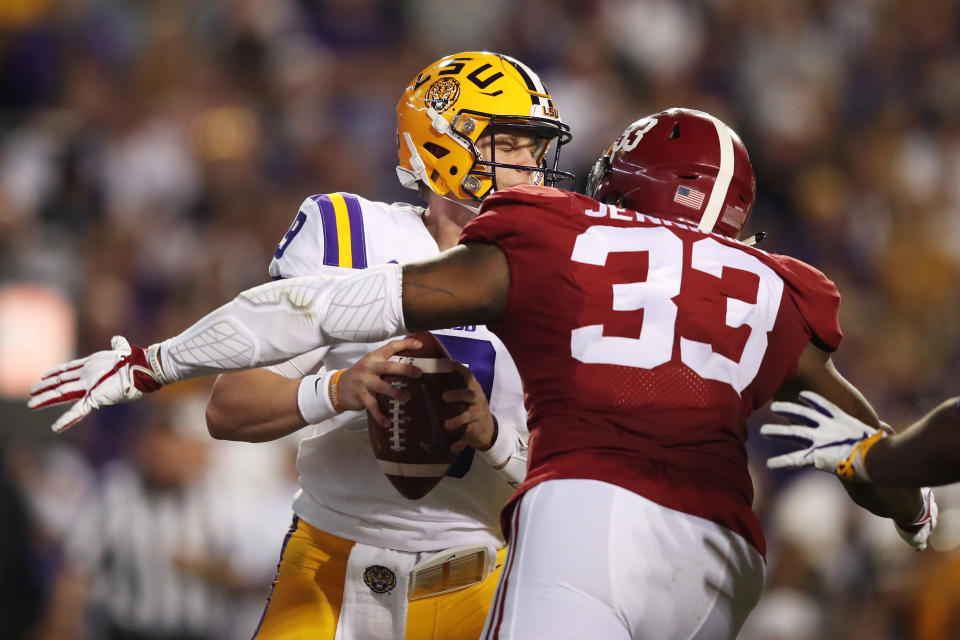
338,337,423,426
27,336,164,432
894,487,938,551
442,362,496,453
760,390,885,481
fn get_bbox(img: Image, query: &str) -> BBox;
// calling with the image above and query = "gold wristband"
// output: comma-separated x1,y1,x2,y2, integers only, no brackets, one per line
328,369,346,413
836,430,885,480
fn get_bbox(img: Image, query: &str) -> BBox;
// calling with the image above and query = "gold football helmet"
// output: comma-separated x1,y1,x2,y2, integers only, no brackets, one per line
396,51,573,201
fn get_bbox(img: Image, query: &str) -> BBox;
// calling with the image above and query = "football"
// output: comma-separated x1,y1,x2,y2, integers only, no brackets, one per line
368,332,468,500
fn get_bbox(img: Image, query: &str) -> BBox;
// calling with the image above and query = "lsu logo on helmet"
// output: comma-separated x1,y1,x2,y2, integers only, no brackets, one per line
425,78,461,114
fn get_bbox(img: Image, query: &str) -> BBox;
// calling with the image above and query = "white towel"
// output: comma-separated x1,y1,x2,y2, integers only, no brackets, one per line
335,542,417,640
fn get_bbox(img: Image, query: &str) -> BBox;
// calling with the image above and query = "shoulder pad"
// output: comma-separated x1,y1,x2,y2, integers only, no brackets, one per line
771,253,836,291
770,253,842,351
480,185,573,212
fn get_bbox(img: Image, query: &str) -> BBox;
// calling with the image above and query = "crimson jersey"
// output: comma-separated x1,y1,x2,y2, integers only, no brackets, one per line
460,186,842,556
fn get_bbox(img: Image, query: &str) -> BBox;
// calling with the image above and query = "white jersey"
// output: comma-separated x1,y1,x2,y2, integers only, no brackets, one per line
268,192,528,552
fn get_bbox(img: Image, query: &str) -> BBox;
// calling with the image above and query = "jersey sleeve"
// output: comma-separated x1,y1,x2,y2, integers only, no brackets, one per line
269,192,372,279
772,254,843,351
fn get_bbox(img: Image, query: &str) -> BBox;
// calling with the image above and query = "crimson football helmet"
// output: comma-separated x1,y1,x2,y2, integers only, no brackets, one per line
586,108,756,238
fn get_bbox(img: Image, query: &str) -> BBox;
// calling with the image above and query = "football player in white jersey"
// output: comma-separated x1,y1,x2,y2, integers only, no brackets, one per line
201,52,572,640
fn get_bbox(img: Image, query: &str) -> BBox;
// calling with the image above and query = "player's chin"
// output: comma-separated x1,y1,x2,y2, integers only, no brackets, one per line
495,173,533,191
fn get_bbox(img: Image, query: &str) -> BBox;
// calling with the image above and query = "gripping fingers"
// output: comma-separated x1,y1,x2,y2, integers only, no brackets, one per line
373,359,422,380
444,408,474,431
364,393,391,429
370,377,411,403
451,361,472,382
378,337,423,359
442,388,477,405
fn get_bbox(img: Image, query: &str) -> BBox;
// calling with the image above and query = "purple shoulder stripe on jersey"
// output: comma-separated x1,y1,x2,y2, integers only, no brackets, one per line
342,193,368,269
311,194,340,267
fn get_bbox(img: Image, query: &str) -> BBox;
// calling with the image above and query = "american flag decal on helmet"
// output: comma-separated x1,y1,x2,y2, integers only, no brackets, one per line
674,185,705,210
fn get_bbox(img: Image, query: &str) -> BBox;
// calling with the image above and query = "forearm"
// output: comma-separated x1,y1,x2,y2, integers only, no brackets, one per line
153,265,406,383
789,347,923,520
866,397,960,487
206,370,306,442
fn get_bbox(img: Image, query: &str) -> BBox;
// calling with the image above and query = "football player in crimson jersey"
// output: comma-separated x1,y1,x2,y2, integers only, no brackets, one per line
29,108,931,639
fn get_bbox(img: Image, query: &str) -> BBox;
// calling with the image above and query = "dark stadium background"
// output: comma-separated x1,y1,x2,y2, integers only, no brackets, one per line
1,1,959,638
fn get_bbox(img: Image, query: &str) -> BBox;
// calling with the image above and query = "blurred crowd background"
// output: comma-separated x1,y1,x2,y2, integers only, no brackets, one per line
2,0,960,639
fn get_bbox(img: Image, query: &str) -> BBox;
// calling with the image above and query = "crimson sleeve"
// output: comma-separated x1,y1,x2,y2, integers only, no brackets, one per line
772,254,843,351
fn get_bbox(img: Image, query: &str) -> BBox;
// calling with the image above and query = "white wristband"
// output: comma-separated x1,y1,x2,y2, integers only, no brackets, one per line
478,418,512,468
477,418,527,488
145,343,171,385
298,369,341,425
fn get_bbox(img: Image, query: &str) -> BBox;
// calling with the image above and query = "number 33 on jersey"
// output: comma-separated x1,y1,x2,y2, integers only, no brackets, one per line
461,187,841,549
465,186,841,413
570,220,782,394
461,185,843,554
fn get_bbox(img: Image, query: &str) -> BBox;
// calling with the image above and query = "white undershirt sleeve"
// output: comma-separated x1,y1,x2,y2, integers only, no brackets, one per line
152,264,407,383
266,346,329,379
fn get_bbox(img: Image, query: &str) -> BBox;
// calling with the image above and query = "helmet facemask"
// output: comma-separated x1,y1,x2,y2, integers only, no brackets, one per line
461,115,573,200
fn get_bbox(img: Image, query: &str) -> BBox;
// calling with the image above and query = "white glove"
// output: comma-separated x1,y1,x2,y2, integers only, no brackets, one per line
894,487,938,551
760,390,885,481
27,336,165,432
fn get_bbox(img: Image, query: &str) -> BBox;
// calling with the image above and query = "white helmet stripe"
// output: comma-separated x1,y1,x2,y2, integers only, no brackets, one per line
502,54,553,110
503,54,546,93
698,113,735,234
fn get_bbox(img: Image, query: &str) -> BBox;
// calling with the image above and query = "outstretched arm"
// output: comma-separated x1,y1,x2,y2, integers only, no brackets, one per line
402,243,510,331
162,242,507,382
765,392,960,488
866,398,960,486
765,342,935,549
28,243,510,432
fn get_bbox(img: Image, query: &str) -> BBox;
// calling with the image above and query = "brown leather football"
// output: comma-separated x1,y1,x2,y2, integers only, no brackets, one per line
368,332,468,500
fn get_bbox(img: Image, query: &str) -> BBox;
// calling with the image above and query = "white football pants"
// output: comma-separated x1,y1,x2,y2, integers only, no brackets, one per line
481,479,765,640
